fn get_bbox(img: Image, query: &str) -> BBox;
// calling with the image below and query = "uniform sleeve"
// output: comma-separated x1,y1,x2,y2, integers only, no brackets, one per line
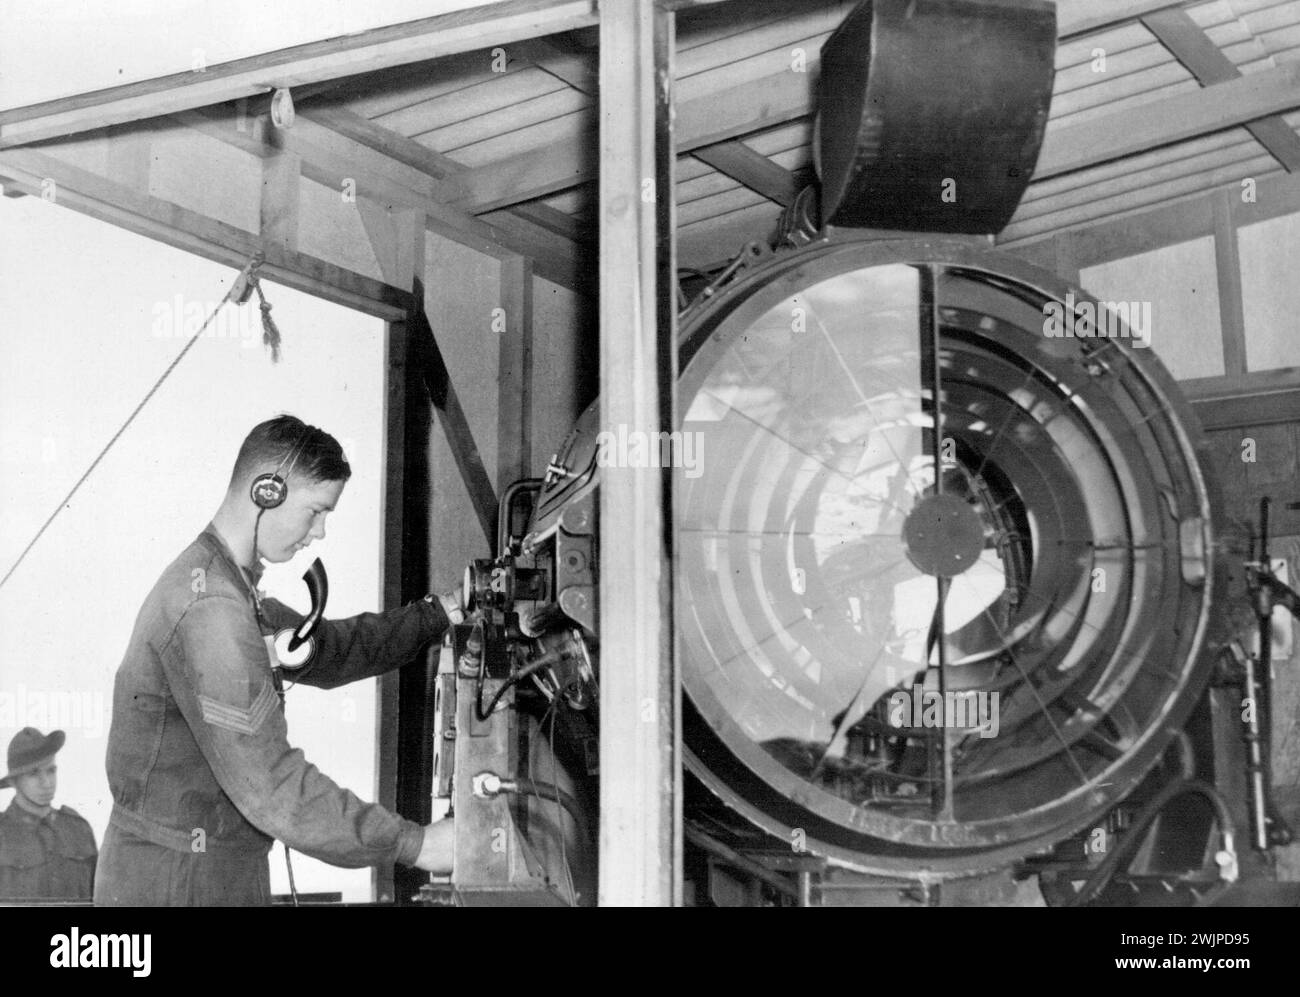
164,594,425,869
257,596,449,691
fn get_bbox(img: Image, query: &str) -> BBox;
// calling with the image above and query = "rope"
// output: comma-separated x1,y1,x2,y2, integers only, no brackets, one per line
0,257,268,594
255,280,282,363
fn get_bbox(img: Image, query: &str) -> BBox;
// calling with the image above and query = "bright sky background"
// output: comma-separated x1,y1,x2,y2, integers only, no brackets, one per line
0,0,497,109
0,193,389,902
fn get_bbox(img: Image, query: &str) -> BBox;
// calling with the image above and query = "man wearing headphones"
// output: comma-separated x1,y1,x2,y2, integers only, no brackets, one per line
95,415,462,905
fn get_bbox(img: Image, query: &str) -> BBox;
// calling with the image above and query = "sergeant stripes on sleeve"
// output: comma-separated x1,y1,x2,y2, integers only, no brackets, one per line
197,681,278,735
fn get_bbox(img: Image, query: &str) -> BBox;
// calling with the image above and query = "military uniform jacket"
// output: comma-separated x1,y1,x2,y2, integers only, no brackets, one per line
0,801,98,900
96,523,448,905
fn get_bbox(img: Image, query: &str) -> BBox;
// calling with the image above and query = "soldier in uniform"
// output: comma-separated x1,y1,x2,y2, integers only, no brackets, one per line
95,415,461,906
0,727,98,900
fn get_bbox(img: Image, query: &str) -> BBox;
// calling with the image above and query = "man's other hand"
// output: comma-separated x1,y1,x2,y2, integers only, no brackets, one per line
414,818,454,873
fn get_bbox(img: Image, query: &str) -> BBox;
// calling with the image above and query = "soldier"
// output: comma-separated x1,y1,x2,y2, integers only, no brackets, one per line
95,415,460,905
0,727,98,900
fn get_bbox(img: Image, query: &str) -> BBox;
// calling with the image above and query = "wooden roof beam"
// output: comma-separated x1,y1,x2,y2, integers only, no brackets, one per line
515,35,598,94
457,64,812,212
458,0,1212,214
0,145,409,319
292,103,597,280
167,104,592,292
1034,60,1300,180
1141,7,1300,172
296,103,466,183
692,139,799,206
297,104,594,245
0,0,598,149
660,0,1184,40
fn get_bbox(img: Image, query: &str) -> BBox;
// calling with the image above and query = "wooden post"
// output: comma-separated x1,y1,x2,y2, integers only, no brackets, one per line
597,0,680,907
380,215,428,906
376,316,409,905
1212,188,1247,378
259,148,301,252
497,254,535,492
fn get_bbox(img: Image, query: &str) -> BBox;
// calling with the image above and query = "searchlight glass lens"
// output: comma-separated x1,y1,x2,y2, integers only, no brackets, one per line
676,256,1208,850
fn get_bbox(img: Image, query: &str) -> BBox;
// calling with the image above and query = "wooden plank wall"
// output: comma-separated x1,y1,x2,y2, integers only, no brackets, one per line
1203,423,1300,538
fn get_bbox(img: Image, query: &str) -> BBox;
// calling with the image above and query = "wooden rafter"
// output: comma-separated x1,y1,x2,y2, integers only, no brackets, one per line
407,303,500,546
166,104,592,293
289,104,597,288
1142,7,1300,172
0,0,599,149
294,104,595,276
297,104,466,183
692,139,799,206
497,200,592,242
663,0,1184,39
457,63,812,212
455,1,1205,215
520,29,803,209
516,36,598,94
1035,62,1300,180
0,144,409,319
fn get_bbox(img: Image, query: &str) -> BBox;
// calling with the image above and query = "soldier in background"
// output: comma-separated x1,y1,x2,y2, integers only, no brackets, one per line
0,727,98,900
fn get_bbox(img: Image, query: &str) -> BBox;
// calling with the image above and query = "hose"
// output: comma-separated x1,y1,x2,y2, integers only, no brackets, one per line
471,771,590,841
474,654,553,721
1062,778,1236,907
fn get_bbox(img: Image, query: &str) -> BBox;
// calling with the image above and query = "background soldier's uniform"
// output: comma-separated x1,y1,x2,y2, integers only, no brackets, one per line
0,801,98,900
95,523,450,906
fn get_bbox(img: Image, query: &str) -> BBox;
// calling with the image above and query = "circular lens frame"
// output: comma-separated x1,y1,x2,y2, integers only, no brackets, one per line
676,237,1223,876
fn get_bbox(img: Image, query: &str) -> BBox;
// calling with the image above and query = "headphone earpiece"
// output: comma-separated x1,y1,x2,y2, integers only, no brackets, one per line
249,426,312,510
250,473,288,509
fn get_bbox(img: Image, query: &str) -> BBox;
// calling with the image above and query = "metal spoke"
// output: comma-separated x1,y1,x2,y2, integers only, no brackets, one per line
679,526,903,540
824,556,913,587
708,608,828,674
807,297,927,498
919,264,955,820
701,386,915,519
977,604,1092,788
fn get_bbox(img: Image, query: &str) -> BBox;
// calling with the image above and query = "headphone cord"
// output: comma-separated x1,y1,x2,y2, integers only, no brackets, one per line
253,507,301,908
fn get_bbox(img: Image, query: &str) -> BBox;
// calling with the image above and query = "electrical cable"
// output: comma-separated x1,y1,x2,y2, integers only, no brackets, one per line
1062,778,1237,907
252,507,300,907
505,774,587,832
0,257,266,594
284,844,300,907
475,650,552,721
546,700,577,903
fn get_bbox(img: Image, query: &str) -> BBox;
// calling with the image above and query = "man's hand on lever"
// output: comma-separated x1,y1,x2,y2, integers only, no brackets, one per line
414,818,455,874
424,589,467,626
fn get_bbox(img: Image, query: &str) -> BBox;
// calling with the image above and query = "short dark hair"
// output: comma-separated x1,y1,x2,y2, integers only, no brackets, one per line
230,415,351,488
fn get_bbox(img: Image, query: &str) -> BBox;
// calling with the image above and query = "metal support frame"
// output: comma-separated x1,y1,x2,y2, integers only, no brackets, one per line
597,0,681,906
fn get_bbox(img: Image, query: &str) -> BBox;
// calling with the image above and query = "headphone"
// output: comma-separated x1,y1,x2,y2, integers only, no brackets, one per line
250,426,313,510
